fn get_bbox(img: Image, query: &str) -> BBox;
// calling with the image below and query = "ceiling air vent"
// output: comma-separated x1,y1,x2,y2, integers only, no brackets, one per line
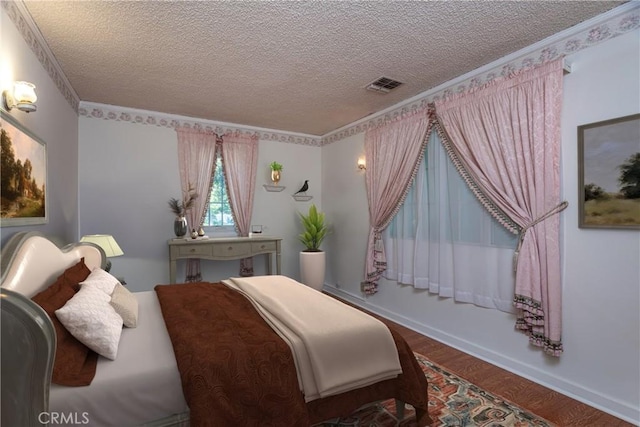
366,77,403,94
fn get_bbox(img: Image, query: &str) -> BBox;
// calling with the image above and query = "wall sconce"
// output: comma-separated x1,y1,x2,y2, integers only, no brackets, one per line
2,81,38,113
80,234,124,272
357,157,367,171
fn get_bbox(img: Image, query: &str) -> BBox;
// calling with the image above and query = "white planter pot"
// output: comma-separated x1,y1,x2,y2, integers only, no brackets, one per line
299,251,326,291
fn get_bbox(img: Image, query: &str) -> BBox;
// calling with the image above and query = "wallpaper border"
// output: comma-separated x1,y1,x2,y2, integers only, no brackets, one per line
78,102,322,147
320,3,639,145
4,1,638,147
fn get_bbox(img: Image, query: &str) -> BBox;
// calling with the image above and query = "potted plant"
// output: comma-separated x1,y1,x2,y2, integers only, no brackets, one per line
168,187,197,237
270,161,283,185
298,204,328,291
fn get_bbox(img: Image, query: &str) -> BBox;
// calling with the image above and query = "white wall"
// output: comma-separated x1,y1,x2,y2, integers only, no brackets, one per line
1,8,79,245
78,116,322,291
560,28,639,416
322,29,640,423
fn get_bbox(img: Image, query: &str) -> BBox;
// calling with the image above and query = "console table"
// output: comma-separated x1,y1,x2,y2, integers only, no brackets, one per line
168,236,282,284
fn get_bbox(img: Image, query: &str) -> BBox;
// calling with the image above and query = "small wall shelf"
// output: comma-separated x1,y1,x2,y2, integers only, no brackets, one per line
292,195,313,202
263,184,285,192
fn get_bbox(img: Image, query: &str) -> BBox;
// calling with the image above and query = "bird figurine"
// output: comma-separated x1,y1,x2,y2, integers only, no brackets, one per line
294,180,309,195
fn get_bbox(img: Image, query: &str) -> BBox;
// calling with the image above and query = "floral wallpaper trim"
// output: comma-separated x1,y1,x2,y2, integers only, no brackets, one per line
79,102,322,147
321,3,639,146
2,1,80,113
4,1,638,146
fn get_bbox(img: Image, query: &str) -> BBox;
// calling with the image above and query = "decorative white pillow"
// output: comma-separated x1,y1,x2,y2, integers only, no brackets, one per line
55,283,123,360
110,283,138,328
80,268,119,295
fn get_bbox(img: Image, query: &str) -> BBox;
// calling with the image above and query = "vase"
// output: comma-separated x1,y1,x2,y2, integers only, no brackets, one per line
271,170,281,186
174,216,188,237
299,251,326,291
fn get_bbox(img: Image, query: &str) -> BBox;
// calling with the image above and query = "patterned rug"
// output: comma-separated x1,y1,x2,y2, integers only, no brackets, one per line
319,352,554,427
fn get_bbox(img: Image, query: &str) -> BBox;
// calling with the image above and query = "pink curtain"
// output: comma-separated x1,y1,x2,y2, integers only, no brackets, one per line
176,126,218,282
434,59,567,356
364,111,431,294
220,132,259,276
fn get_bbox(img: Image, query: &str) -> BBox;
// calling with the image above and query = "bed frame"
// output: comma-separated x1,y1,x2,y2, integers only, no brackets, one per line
0,231,189,427
1,232,104,425
1,231,428,426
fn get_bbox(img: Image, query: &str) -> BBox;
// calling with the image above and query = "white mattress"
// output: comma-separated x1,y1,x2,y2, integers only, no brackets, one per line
50,291,189,426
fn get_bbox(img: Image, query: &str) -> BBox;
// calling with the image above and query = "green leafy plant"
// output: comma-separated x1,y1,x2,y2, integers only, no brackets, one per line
270,161,283,171
298,204,328,252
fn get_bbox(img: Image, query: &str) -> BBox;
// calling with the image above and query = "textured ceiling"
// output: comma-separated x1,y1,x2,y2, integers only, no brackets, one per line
22,1,624,136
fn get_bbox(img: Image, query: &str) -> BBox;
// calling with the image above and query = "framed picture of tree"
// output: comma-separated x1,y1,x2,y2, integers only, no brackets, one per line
578,113,640,230
0,111,48,226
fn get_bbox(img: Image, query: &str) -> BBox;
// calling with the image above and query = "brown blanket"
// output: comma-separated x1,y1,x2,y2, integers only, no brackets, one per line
155,282,430,426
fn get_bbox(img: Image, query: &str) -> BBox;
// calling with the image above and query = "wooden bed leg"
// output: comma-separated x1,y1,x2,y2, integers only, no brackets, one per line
395,399,405,420
396,401,432,426
415,407,433,426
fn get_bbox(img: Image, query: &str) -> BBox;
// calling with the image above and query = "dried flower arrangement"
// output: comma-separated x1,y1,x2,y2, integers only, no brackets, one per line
168,186,198,217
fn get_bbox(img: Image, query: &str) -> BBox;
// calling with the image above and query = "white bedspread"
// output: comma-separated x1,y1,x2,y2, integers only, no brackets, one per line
224,275,402,402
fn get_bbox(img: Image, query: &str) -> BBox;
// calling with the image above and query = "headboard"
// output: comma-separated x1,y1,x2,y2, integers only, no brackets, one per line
1,231,105,297
1,232,106,426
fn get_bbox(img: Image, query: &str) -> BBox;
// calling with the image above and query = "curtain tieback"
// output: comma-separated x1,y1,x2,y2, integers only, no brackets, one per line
373,229,384,251
513,201,568,272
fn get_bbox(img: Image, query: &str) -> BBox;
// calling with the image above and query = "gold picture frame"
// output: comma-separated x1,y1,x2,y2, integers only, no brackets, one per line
578,113,640,230
1,111,48,226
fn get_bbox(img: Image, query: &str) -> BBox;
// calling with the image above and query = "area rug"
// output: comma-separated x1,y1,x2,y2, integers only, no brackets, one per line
319,352,555,427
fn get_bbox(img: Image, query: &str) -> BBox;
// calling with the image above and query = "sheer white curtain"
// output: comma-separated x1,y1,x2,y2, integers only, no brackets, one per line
383,131,518,312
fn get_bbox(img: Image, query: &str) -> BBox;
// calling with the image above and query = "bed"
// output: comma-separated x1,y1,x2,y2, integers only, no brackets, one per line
1,231,430,426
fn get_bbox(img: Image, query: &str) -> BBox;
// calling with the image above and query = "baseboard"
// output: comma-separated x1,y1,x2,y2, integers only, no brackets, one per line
324,284,640,425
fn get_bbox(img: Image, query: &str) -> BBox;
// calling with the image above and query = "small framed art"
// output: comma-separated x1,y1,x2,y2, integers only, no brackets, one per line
578,113,640,229
0,112,48,226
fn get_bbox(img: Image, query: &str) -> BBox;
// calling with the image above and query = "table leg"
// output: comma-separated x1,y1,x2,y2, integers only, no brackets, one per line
169,259,177,284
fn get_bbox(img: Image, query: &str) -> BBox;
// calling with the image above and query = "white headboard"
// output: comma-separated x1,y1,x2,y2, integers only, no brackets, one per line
0,231,105,425
1,231,105,297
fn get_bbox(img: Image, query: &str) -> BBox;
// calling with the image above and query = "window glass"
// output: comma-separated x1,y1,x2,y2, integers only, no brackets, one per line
202,156,235,228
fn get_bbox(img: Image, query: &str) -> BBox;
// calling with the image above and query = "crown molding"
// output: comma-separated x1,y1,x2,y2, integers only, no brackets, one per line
2,0,80,112
321,2,640,145
5,0,638,146
79,102,322,146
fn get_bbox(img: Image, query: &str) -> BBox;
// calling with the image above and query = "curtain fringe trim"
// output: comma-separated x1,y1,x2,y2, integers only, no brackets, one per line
185,273,202,283
376,114,433,234
513,294,545,316
431,115,521,235
515,322,564,356
365,113,433,296
514,293,563,356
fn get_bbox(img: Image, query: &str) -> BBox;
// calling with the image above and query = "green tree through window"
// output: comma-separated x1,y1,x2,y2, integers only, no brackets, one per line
202,156,234,227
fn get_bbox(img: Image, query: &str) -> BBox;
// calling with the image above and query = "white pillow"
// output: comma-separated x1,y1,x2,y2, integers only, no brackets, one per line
80,268,119,295
110,283,138,328
55,283,123,360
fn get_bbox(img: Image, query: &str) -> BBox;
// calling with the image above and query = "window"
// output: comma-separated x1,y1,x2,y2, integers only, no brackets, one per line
202,156,235,228
383,131,518,312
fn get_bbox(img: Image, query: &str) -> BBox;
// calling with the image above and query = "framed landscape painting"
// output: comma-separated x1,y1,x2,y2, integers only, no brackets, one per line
0,112,48,226
578,113,640,230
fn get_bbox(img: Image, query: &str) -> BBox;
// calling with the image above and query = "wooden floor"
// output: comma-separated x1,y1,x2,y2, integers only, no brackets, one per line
346,300,633,427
